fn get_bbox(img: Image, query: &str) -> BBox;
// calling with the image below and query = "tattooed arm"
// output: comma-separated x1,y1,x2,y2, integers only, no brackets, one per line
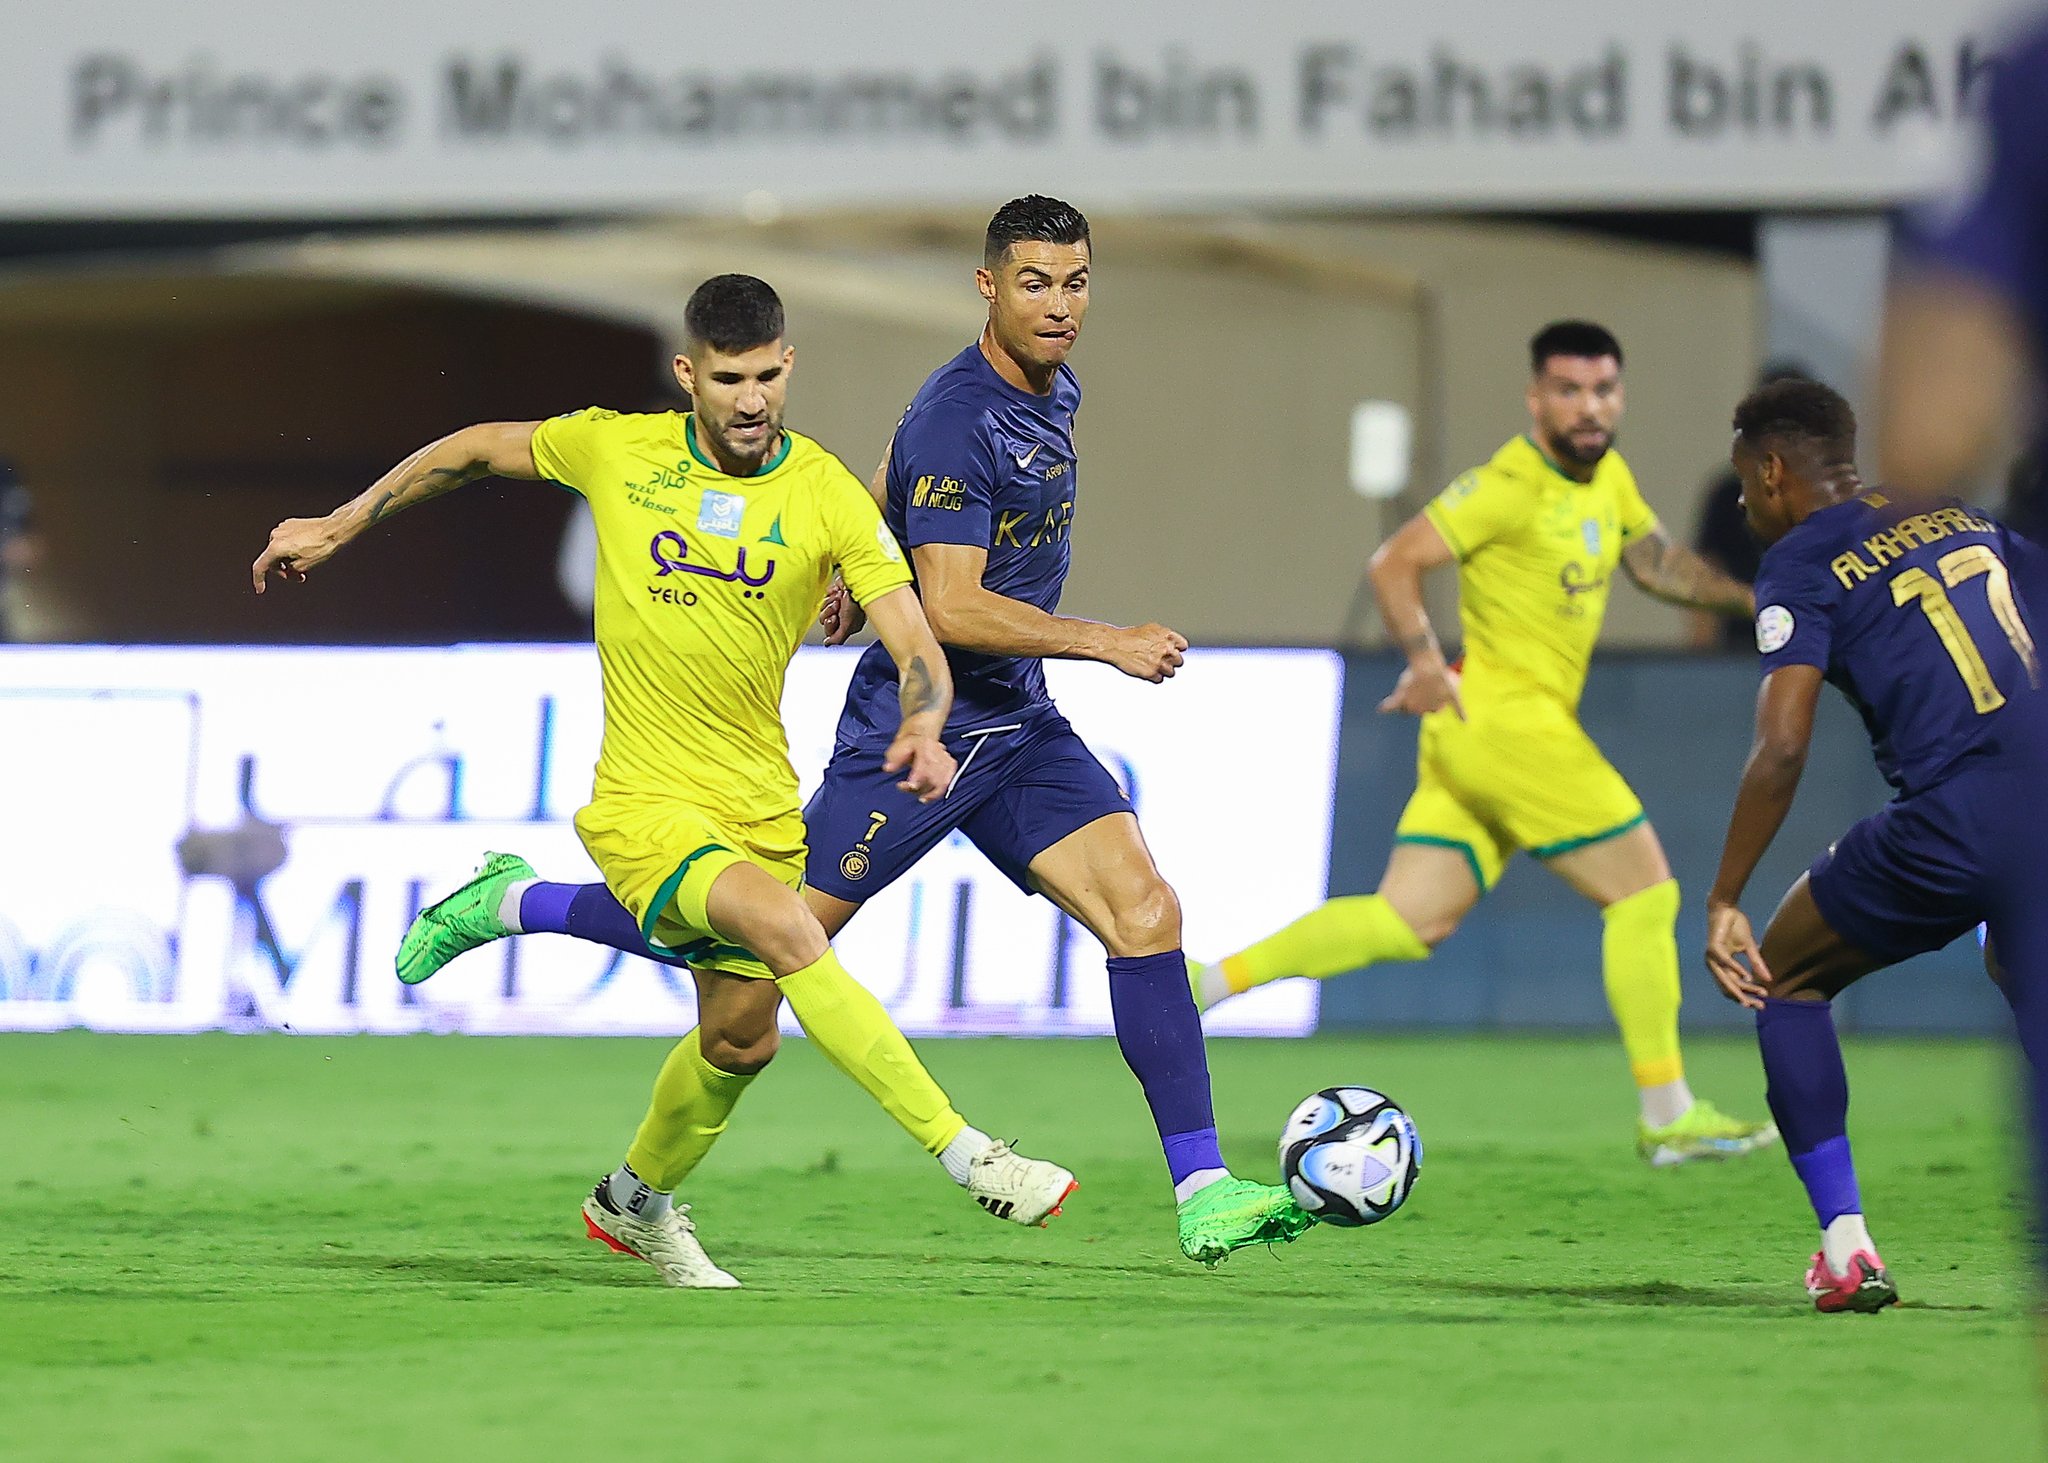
862,584,958,803
1620,524,1756,618
252,421,542,593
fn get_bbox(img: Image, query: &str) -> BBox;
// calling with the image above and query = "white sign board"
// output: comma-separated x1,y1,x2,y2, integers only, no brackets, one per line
0,645,1339,1037
0,0,2018,216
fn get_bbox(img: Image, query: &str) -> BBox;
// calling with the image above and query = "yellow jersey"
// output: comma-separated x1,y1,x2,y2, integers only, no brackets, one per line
531,409,912,823
1422,435,1657,712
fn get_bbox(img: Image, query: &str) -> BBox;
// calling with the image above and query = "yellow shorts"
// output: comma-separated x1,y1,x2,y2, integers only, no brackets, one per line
573,794,808,981
1393,701,1645,891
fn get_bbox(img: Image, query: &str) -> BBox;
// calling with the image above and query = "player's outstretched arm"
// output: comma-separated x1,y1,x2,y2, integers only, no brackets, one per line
911,542,1186,682
1370,513,1464,719
1619,524,1755,618
251,421,542,592
1704,664,1824,1006
864,585,958,803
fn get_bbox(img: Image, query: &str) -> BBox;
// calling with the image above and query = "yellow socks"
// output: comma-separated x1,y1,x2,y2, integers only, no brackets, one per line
778,948,966,1155
1219,894,1431,995
1601,879,1685,1089
624,1030,756,1192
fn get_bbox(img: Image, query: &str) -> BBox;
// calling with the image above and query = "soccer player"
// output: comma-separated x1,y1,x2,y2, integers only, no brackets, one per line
1194,321,1778,1166
1879,15,2048,504
1877,9,2048,1284
251,274,1076,1287
1703,377,2048,1312
405,197,1314,1266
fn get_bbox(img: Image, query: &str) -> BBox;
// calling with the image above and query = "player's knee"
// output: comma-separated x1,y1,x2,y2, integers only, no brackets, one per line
729,900,830,976
701,1022,779,1075
1103,878,1181,956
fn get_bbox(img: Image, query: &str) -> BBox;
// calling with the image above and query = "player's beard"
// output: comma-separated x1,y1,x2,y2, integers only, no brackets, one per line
711,411,783,469
1548,424,1614,469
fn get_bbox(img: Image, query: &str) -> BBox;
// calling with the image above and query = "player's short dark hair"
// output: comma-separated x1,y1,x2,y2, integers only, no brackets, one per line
984,195,1091,268
1530,320,1624,374
1732,378,1858,466
684,274,785,354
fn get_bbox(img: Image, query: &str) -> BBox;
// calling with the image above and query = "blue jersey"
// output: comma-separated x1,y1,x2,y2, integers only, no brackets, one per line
1904,17,2048,404
838,342,1082,745
1754,493,2045,797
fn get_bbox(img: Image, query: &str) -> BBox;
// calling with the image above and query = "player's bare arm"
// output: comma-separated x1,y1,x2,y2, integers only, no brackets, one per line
251,421,542,592
1879,269,2027,497
911,541,1186,683
1370,512,1464,719
1704,663,1825,1007
863,584,958,802
819,441,893,645
1619,524,1755,618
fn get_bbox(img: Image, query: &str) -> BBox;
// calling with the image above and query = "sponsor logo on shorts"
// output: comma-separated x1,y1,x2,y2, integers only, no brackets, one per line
1756,604,1795,653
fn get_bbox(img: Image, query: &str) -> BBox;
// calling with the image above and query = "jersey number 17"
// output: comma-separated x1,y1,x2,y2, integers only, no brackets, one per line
1890,545,2042,713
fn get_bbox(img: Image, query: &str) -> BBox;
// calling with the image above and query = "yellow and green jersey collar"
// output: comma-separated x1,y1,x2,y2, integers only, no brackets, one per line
686,413,792,478
1520,433,1600,486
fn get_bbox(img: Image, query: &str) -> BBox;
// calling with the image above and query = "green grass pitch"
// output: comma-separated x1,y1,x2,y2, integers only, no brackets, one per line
0,1031,2036,1461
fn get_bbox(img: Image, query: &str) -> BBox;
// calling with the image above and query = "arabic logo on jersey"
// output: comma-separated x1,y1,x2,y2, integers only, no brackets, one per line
648,530,777,592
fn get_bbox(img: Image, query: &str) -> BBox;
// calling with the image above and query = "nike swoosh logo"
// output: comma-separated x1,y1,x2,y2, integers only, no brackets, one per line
1013,444,1041,469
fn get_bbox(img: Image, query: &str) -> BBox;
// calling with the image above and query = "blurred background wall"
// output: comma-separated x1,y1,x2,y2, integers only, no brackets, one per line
0,213,1755,648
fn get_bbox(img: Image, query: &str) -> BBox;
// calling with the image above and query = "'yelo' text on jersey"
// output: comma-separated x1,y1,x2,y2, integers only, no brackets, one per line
531,409,912,825
1423,435,1657,712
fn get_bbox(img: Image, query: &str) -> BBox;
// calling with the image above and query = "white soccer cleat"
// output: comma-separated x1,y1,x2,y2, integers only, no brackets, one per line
966,1140,1078,1227
581,1183,741,1289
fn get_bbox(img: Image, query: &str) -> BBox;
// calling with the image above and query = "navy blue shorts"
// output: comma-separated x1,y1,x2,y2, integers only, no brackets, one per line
1808,766,2027,965
803,713,1131,901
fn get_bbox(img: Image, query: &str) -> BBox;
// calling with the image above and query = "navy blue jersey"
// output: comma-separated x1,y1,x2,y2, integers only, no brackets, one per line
1904,18,2048,403
838,342,1081,744
1754,493,2045,796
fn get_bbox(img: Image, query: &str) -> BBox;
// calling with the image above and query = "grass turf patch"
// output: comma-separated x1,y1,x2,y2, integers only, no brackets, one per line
0,1031,2034,1461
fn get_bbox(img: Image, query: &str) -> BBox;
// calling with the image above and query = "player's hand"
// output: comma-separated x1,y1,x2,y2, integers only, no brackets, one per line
885,732,955,803
252,516,347,593
1108,623,1188,682
1704,900,1772,1009
819,576,868,645
1379,662,1465,719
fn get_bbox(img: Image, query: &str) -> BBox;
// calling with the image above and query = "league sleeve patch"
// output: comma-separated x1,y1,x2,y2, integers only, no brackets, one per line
876,520,904,562
1756,604,1795,654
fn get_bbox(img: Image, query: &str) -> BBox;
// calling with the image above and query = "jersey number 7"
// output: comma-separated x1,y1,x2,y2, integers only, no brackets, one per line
1890,545,2042,713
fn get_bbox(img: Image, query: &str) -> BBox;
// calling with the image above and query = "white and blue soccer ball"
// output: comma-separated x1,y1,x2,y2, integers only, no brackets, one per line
1278,1086,1422,1228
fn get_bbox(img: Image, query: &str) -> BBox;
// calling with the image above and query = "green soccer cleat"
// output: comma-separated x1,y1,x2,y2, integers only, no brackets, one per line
395,852,535,986
1637,1098,1780,1168
1175,1177,1318,1266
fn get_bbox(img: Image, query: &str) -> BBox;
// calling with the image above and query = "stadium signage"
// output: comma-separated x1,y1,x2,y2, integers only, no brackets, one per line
0,646,1336,1039
0,1,2010,215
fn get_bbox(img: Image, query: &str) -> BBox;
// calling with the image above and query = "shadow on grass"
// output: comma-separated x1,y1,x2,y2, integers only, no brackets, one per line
1410,1276,1793,1310
309,1251,651,1288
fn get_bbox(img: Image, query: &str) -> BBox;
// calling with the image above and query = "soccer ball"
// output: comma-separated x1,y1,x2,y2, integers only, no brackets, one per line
1278,1086,1422,1227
